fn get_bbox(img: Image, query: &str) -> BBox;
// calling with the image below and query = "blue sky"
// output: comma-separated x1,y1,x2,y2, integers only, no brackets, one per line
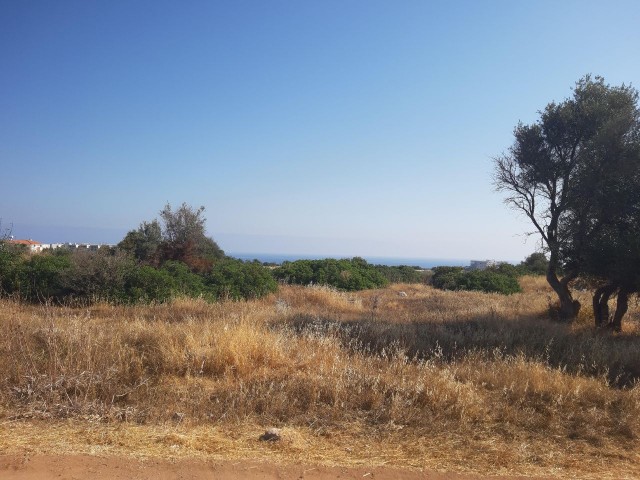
2,1,639,261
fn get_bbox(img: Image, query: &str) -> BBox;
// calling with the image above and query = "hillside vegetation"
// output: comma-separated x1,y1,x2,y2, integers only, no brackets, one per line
1,276,639,478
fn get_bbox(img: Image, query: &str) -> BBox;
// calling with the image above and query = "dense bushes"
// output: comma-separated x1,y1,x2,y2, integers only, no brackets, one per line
430,253,548,295
18,253,71,301
61,249,132,301
374,264,428,283
431,266,522,295
0,245,276,304
273,257,389,291
519,252,548,275
206,259,278,300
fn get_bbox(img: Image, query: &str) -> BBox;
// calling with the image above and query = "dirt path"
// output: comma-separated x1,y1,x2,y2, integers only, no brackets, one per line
0,455,552,480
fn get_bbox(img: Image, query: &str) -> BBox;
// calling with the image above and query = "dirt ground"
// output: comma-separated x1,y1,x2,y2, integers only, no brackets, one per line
0,454,553,480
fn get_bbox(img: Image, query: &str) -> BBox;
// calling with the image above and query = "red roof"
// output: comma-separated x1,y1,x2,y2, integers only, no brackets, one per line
7,239,42,246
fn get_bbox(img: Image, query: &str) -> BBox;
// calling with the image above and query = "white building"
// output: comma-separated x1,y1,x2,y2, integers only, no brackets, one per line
468,260,498,271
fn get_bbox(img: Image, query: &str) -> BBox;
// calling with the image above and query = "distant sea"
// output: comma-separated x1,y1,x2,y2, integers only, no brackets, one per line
229,253,470,269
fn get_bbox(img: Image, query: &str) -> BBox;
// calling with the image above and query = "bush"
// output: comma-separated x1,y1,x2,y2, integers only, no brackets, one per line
160,261,207,298
464,269,522,294
375,264,428,283
17,253,71,302
0,241,280,305
205,259,278,300
0,245,23,296
273,257,389,291
519,252,549,275
431,266,466,290
123,265,176,303
431,266,521,295
60,249,132,303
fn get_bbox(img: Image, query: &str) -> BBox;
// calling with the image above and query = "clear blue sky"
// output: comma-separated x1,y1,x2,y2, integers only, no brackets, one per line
2,1,639,261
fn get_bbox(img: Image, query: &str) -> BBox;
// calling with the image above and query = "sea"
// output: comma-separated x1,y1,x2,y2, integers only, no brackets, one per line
228,253,471,269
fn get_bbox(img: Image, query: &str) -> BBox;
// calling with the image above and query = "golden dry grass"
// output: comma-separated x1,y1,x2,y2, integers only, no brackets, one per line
1,279,639,478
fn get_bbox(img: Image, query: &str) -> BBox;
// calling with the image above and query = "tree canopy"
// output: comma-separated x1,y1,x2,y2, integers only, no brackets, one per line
118,220,162,262
119,203,225,271
519,252,549,276
495,75,640,327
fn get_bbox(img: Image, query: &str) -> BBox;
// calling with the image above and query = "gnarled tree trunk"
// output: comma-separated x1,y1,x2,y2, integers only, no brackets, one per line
546,267,580,320
593,283,617,327
610,287,629,332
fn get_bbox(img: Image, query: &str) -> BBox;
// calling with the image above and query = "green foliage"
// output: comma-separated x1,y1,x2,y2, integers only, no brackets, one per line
160,260,207,298
495,75,640,318
374,265,428,283
119,203,225,273
122,265,176,303
118,220,162,262
17,253,71,302
158,202,225,265
205,259,278,300
491,262,523,278
60,249,133,302
0,240,276,304
431,266,521,295
273,257,389,291
431,266,466,291
467,269,522,294
0,244,22,295
519,252,548,275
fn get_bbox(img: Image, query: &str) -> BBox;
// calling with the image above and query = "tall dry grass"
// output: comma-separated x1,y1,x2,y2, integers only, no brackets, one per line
1,279,639,477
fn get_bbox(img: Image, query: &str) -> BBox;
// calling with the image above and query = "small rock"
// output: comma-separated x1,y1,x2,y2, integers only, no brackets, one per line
259,427,282,441
172,412,185,422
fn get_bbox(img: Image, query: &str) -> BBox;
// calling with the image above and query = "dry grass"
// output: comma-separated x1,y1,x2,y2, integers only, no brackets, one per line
1,279,639,478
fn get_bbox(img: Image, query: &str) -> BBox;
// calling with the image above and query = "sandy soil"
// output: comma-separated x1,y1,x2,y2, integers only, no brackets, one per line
0,455,553,480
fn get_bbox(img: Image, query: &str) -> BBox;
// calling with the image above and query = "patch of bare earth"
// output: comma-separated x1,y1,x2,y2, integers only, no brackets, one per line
0,454,557,480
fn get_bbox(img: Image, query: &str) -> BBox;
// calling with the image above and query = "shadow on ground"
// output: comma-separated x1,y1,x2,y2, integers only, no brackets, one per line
284,311,640,387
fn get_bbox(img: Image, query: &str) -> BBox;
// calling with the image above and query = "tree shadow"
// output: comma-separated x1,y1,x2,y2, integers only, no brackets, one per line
284,310,640,388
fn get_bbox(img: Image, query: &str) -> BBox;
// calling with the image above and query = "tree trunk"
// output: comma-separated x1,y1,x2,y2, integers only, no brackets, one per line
545,242,580,320
546,268,580,320
593,283,617,327
610,288,629,332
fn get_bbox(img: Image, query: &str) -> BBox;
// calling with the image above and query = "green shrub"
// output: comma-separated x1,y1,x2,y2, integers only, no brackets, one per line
0,245,23,295
463,269,522,294
160,260,207,298
0,244,278,304
205,259,278,300
273,257,389,291
519,252,549,275
123,265,176,303
60,249,132,303
17,253,71,302
375,264,428,283
431,266,521,295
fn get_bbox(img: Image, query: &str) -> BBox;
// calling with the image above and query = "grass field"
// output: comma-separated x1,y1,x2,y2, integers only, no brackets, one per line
1,277,639,478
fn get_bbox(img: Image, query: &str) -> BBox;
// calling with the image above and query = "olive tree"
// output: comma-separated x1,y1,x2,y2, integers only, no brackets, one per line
157,203,225,270
118,220,162,262
495,75,640,320
120,203,225,272
581,125,640,330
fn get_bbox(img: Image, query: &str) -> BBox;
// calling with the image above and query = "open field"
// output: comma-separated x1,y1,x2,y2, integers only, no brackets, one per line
1,277,639,478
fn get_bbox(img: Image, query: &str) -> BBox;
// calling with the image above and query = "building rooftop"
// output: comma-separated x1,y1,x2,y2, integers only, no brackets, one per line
7,239,42,246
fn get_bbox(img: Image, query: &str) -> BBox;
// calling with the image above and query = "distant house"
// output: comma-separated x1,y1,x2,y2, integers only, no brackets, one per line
6,239,46,253
468,260,498,271
62,243,105,251
4,239,112,253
